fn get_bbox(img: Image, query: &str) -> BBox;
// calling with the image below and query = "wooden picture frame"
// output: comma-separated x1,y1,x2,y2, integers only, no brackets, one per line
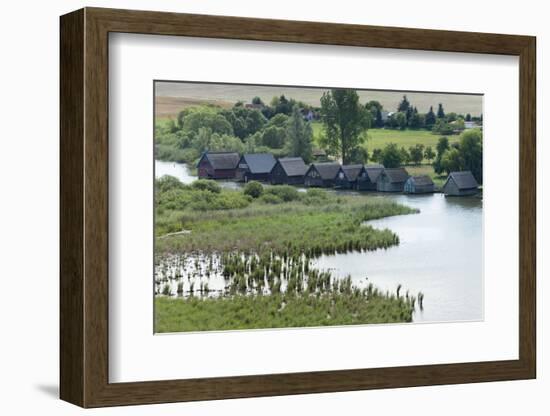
60,7,536,408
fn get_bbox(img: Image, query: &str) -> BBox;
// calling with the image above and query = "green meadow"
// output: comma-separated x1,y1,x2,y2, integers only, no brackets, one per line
311,122,459,154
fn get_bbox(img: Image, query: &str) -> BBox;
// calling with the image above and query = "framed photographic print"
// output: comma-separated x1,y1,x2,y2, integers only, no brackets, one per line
60,7,536,408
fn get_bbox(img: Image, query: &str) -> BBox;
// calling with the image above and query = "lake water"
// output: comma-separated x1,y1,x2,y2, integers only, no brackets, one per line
155,160,242,190
155,160,483,324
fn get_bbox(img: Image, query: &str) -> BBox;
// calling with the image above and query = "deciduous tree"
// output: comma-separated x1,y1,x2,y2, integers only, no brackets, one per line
320,89,371,164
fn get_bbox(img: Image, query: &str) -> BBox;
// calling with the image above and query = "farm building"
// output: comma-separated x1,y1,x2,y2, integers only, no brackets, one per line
442,171,479,196
304,162,341,188
312,148,328,162
335,165,365,189
357,164,384,191
376,167,410,192
270,157,308,185
404,175,435,194
196,151,240,179
236,153,276,182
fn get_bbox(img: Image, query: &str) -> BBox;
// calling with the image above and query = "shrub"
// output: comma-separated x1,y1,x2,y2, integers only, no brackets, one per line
259,193,283,204
243,181,264,198
191,179,221,194
264,185,300,202
381,143,402,168
301,188,329,205
261,125,286,148
155,175,186,193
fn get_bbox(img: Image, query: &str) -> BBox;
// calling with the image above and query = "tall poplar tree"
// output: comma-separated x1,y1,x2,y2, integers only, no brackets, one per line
437,103,446,119
286,106,313,163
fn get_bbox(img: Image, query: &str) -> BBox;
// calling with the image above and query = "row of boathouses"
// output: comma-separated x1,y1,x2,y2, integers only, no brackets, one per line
196,151,479,196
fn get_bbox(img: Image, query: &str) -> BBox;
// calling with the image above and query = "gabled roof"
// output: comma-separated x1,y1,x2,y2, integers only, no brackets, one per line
240,153,276,174
446,171,479,189
340,164,364,181
407,175,434,186
308,162,341,180
381,167,409,183
363,164,384,182
275,157,308,177
200,152,240,170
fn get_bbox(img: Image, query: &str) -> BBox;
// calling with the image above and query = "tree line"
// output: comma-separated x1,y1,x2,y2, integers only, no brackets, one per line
156,89,481,179
367,95,482,134
156,99,316,164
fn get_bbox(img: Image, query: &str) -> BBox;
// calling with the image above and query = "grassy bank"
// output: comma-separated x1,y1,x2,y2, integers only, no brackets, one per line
156,185,418,256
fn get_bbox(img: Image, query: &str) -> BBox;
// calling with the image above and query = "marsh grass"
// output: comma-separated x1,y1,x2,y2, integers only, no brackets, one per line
155,282,416,332
156,191,418,256
154,181,422,331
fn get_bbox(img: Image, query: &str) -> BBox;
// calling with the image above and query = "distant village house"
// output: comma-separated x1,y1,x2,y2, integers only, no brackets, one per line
311,148,328,162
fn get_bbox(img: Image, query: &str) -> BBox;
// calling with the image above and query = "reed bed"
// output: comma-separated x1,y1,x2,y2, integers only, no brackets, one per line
154,180,422,331
155,281,416,332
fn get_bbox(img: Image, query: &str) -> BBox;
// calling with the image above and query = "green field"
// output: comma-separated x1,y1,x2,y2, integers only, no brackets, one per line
311,122,459,152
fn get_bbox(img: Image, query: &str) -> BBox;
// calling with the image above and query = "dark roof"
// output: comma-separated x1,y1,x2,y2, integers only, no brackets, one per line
275,157,308,177
340,164,364,181
381,168,409,183
407,175,434,186
447,171,479,189
309,162,341,180
240,153,276,174
201,152,240,170
364,164,384,182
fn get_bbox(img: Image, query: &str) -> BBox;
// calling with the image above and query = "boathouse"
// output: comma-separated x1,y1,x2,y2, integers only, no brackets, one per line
442,171,479,196
376,167,410,192
335,164,365,189
196,151,240,179
404,175,435,194
270,157,308,185
236,153,277,182
356,164,384,191
304,162,341,187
